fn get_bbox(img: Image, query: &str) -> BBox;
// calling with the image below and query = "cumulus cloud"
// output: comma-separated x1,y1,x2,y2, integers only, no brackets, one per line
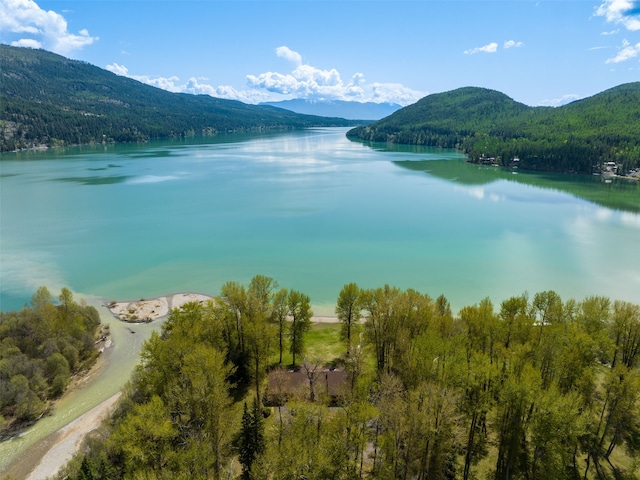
246,46,415,103
11,37,41,49
504,40,524,49
107,63,180,92
275,45,302,66
464,42,498,55
0,0,98,55
605,38,640,62
245,47,424,104
595,0,640,31
106,63,271,103
247,60,345,98
105,62,128,76
107,46,426,106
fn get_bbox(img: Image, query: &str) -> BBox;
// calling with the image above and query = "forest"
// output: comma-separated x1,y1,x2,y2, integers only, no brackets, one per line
0,287,102,437
54,276,640,480
0,45,355,152
347,83,640,176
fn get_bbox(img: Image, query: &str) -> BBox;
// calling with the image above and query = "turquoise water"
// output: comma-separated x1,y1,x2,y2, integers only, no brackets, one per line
2,127,638,474
1,128,639,315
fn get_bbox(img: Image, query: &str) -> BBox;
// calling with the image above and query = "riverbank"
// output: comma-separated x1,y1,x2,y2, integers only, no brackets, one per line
3,393,122,480
1,349,117,480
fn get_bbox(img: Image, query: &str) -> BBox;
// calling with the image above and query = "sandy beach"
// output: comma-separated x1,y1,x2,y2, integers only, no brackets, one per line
107,292,339,323
107,292,213,322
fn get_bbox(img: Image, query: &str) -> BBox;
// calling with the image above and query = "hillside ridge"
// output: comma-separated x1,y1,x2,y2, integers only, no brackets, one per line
347,83,640,175
0,45,356,152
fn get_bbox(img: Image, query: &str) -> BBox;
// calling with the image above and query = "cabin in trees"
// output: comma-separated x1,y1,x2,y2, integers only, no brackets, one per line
264,366,351,406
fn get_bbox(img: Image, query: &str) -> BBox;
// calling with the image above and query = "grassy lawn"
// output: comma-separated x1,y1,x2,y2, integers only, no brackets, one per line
271,322,347,367
269,320,371,365
305,323,345,363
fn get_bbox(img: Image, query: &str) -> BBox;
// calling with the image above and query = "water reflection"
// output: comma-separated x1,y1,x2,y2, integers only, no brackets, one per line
353,139,640,213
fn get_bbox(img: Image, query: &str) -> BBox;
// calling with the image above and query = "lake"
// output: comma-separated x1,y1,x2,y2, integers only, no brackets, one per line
1,127,639,315
1,126,639,474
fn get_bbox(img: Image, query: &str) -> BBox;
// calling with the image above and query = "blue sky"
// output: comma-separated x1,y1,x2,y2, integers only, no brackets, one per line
1,0,639,107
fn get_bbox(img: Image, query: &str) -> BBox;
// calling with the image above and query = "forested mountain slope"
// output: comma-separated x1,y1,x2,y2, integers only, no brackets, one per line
0,45,355,152
347,84,640,175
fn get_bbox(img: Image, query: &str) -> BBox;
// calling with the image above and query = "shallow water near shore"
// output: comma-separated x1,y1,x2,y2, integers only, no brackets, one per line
1,127,638,314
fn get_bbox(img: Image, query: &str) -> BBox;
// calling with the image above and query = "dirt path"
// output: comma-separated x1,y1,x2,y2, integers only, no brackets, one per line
18,392,122,480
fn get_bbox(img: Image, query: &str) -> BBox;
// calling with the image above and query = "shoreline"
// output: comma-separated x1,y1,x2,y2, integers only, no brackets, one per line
3,292,338,480
106,292,339,323
106,292,212,322
9,393,122,480
1,352,118,480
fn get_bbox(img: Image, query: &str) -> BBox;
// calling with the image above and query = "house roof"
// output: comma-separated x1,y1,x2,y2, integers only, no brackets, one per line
265,367,351,405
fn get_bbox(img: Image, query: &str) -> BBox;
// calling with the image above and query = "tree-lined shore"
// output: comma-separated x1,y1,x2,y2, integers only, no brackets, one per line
45,276,640,480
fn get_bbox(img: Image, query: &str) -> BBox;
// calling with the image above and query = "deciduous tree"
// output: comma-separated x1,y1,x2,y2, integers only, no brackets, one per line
288,290,312,366
336,282,362,356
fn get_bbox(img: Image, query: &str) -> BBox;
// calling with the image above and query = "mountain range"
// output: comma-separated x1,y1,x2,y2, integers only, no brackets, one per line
2,44,639,178
0,45,357,152
259,99,401,120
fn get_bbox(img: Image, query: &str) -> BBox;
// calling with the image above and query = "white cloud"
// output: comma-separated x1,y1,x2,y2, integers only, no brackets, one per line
606,38,640,62
247,61,345,99
246,46,428,104
11,37,41,49
464,42,498,55
106,63,270,103
106,63,129,76
504,40,524,49
369,82,426,105
463,40,522,55
107,63,182,93
595,0,640,31
0,0,98,55
246,55,424,104
275,45,302,66
107,46,426,106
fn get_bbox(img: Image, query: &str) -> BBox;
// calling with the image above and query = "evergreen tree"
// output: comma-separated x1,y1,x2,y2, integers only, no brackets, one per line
238,398,266,479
